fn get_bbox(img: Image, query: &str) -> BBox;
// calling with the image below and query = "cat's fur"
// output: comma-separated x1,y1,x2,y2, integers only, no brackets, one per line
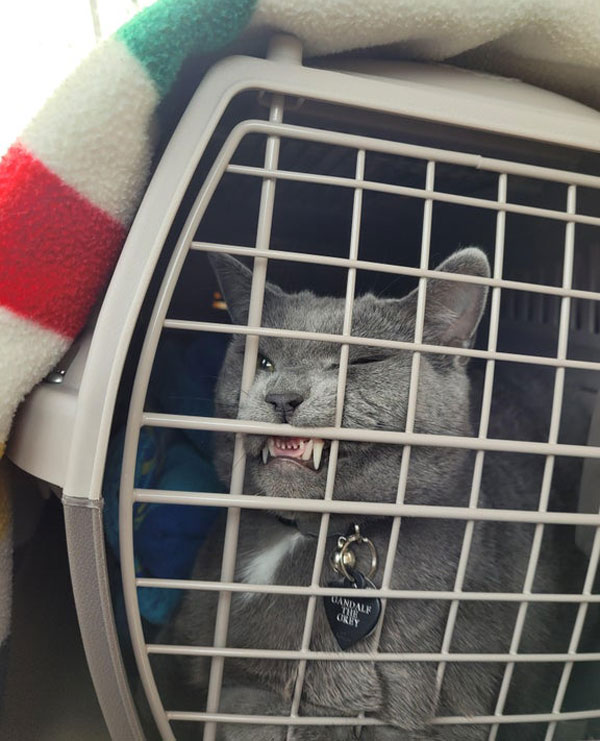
156,250,588,740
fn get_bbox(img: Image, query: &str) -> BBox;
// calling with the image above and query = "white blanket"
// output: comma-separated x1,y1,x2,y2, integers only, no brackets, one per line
252,0,600,109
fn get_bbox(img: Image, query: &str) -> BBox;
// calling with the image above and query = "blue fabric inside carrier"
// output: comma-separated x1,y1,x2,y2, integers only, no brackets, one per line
103,332,228,625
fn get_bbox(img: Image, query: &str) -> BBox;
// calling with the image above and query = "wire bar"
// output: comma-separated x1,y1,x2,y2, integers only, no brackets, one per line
369,160,435,650
489,185,577,739
141,412,600,460
134,489,600,528
164,317,600,373
148,644,600,664
137,578,600,603
437,173,508,705
202,93,285,741
232,119,600,191
190,242,600,304
227,163,600,229
164,708,600,727
285,149,366,737
544,524,600,740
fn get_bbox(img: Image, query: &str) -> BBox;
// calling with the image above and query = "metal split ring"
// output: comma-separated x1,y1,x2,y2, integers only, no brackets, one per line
333,524,378,582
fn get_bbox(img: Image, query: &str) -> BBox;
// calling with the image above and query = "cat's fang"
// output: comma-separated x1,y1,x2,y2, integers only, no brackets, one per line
301,439,313,461
313,439,324,470
262,445,269,464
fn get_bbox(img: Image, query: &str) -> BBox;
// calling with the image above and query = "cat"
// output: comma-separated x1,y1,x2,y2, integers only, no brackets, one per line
154,249,589,740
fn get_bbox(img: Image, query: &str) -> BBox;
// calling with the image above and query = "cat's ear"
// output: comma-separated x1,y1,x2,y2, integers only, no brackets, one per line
209,253,283,324
402,247,490,355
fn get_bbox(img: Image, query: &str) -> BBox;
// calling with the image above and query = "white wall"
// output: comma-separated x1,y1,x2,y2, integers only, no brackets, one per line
0,0,153,155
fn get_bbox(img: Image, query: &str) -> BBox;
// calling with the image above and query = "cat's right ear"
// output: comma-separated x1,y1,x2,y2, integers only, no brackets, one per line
208,253,283,325
396,247,490,362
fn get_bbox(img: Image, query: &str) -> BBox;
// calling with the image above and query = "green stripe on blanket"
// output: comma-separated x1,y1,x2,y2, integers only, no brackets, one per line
116,0,257,96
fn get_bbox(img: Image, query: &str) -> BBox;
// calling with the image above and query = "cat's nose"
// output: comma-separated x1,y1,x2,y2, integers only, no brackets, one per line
265,392,304,422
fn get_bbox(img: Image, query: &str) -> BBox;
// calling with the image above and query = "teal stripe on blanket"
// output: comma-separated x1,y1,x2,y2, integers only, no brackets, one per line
116,0,257,97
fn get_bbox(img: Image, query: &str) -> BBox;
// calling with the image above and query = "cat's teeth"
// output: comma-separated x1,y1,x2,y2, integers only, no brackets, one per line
261,437,323,468
313,439,324,470
301,439,313,461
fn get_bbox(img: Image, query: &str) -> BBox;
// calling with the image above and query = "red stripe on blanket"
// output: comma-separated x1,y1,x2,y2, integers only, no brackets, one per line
0,144,126,338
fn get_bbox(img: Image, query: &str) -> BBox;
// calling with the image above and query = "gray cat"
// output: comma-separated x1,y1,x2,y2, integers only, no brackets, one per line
156,249,588,740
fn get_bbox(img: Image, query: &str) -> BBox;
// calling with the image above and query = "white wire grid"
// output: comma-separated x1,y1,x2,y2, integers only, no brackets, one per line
118,94,600,740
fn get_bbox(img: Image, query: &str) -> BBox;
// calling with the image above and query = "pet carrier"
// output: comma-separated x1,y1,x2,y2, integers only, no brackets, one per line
7,34,600,740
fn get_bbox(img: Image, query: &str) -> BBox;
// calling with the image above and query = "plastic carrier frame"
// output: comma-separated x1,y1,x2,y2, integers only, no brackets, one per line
8,34,600,741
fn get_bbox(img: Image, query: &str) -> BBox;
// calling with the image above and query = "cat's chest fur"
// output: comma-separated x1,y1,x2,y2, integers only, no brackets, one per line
228,515,317,651
223,512,386,712
235,526,304,591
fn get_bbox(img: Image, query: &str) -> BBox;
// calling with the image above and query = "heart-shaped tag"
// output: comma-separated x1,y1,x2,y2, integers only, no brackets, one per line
324,570,382,650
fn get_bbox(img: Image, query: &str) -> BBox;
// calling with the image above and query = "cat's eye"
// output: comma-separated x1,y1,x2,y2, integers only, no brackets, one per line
257,354,275,372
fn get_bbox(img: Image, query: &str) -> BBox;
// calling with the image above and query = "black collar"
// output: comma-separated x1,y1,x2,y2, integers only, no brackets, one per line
275,513,384,540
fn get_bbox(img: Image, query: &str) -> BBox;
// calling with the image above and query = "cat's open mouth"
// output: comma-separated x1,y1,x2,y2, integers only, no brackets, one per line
261,436,326,471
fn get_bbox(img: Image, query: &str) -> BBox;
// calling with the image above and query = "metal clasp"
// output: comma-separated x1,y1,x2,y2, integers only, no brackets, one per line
330,524,378,582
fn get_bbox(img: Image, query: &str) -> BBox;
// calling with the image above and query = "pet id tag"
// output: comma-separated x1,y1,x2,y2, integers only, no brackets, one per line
324,526,382,650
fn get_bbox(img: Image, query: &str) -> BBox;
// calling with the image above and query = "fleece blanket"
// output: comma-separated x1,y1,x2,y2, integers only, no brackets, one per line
0,0,600,711
2,0,600,462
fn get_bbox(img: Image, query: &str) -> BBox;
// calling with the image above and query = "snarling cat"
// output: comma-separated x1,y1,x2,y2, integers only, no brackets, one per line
157,249,586,740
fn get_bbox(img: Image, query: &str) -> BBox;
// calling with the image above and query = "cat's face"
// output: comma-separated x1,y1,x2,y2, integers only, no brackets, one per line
211,250,489,525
